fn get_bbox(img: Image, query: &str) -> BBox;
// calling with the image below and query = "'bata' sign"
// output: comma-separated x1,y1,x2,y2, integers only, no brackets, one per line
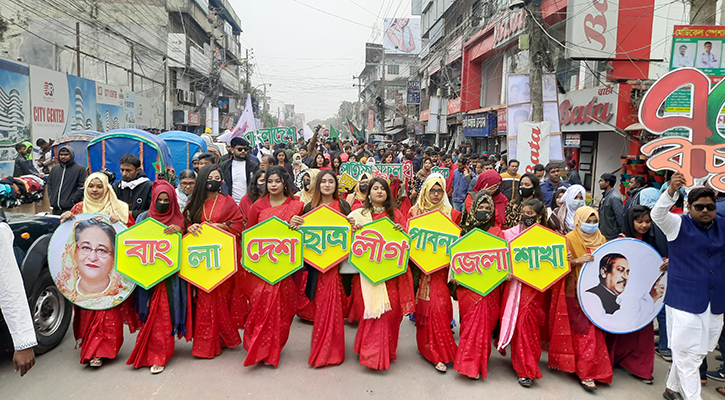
566,0,620,59
493,9,527,49
517,121,551,174
559,84,619,132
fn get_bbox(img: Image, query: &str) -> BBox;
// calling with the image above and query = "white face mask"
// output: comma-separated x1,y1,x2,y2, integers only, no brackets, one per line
580,222,599,234
569,199,585,210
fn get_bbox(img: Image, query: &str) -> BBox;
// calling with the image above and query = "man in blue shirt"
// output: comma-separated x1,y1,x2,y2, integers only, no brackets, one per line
541,162,570,205
451,156,473,212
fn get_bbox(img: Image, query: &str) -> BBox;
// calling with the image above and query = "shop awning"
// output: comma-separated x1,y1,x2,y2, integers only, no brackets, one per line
383,127,406,135
465,104,506,114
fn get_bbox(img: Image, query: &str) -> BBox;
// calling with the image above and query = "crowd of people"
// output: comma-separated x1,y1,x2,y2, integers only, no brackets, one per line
3,126,725,400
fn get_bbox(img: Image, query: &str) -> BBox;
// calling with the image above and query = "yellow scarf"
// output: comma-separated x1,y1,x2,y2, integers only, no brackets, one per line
410,173,452,218
299,169,319,204
565,206,606,296
353,173,370,203
82,172,130,224
348,207,391,319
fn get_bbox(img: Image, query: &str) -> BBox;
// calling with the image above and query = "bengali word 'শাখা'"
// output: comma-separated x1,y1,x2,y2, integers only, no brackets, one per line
513,244,566,271
451,248,509,275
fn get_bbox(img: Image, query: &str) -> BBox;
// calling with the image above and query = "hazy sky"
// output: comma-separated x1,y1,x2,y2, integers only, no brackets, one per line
229,0,414,121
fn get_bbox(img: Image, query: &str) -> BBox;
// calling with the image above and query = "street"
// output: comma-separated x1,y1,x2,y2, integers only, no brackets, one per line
2,314,722,400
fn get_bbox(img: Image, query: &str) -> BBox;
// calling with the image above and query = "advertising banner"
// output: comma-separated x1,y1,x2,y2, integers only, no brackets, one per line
48,213,135,310
383,17,421,55
241,217,303,285
96,83,124,132
124,91,136,129
407,81,421,105
29,65,69,142
509,224,570,292
578,238,666,334
66,74,97,133
135,95,153,129
300,205,352,273
450,228,510,296
516,122,551,175
0,58,31,177
180,222,238,293
566,0,619,59
115,219,181,290
407,210,460,275
348,217,411,284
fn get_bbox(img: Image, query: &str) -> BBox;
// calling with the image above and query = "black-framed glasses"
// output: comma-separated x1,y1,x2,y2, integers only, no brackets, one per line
693,203,716,211
429,188,445,195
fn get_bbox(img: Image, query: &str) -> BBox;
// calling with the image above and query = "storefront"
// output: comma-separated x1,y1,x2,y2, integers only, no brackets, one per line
462,112,498,155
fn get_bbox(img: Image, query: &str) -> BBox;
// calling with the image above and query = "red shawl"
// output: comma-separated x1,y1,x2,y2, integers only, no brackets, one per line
148,180,184,228
473,171,508,228
246,195,305,228
186,194,245,237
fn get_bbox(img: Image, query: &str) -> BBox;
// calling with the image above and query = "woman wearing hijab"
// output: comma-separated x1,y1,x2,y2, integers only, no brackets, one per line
499,198,551,387
551,207,612,391
301,169,352,367
243,166,305,367
176,169,197,211
183,165,245,359
348,177,415,370
292,153,309,190
59,172,135,367
127,180,188,374
408,174,460,372
296,169,319,204
453,189,504,379
606,205,667,384
345,173,370,210
466,170,508,228
503,173,545,229
550,185,587,234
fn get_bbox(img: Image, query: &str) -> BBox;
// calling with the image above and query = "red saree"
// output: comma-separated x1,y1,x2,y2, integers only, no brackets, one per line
188,194,244,359
126,284,175,367
352,209,416,370
453,225,504,378
606,323,655,380
507,284,547,379
308,200,347,367
243,195,304,367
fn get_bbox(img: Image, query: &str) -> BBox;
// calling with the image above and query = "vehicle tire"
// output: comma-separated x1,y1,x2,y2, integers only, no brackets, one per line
30,267,72,355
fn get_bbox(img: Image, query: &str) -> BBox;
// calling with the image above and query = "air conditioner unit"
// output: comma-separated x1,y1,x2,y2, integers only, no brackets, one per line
184,90,193,104
176,89,187,104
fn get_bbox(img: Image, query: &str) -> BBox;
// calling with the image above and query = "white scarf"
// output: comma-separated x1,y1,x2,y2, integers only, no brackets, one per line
119,175,150,190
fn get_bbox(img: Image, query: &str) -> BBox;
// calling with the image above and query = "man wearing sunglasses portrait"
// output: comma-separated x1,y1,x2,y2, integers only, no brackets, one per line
652,172,725,400
220,137,260,205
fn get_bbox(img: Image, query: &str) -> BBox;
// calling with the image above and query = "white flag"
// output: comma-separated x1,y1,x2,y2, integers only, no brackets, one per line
219,94,256,143
302,123,315,141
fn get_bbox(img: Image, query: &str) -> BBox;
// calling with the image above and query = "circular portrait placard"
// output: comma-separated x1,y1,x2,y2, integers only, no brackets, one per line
577,238,666,334
48,213,135,310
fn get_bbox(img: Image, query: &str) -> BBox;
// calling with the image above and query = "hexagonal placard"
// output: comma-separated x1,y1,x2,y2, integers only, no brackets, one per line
242,216,303,285
407,210,461,275
115,218,181,290
509,224,570,292
300,205,352,273
349,217,411,285
450,228,509,296
179,222,238,293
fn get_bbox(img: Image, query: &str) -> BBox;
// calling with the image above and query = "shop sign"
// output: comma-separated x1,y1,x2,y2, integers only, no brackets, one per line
420,109,430,121
566,0,619,59
447,97,462,115
564,133,581,148
497,108,507,132
407,81,421,105
493,9,527,49
188,111,201,126
559,84,619,132
463,112,496,137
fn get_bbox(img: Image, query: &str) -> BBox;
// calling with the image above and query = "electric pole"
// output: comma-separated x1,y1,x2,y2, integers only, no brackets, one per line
381,49,386,132
245,48,250,95
528,4,544,123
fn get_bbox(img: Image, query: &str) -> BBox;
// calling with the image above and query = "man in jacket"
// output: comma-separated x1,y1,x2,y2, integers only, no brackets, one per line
220,137,260,204
47,146,87,215
13,143,32,177
500,159,522,200
112,154,153,219
598,173,624,240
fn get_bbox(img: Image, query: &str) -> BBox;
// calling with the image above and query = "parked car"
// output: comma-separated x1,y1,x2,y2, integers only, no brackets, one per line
0,210,70,355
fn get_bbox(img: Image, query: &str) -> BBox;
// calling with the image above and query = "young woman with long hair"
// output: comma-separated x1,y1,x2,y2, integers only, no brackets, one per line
243,165,305,367
453,189,505,380
409,158,433,206
183,164,245,359
331,155,343,174
408,174,460,372
301,169,351,367
314,153,331,170
503,173,545,229
239,169,266,227
60,172,136,368
347,177,415,370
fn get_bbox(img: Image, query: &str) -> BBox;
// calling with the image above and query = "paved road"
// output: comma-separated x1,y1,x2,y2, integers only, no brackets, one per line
2,315,723,400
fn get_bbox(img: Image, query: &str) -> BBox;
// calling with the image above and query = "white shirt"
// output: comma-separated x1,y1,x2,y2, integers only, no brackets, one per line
650,189,681,241
0,223,38,351
673,53,692,68
699,52,718,68
231,160,247,204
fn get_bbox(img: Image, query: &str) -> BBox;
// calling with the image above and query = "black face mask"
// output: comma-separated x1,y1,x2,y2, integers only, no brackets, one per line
257,184,265,193
519,186,534,198
206,180,222,192
475,210,492,222
359,184,368,193
303,182,311,191
522,215,537,227
155,201,170,213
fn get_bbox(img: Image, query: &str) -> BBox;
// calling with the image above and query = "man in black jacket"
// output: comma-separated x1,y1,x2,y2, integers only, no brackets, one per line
220,137,260,204
13,143,32,177
47,146,87,215
112,154,152,219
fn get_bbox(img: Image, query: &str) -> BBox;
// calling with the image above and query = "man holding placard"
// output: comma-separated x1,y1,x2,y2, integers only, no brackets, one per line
652,172,725,400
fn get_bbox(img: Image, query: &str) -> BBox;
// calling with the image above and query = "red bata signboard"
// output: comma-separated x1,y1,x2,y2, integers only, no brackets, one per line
493,9,527,49
559,85,619,132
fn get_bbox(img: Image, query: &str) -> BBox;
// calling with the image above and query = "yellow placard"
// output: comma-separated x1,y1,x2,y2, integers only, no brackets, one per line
115,218,181,290
450,228,509,296
300,205,351,272
348,217,411,284
509,224,570,292
338,173,357,193
407,210,461,275
179,222,238,293
241,217,304,285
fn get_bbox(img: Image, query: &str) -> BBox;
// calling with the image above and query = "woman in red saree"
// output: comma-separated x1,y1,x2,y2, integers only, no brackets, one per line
408,173,460,372
127,180,188,373
499,198,551,387
184,165,244,359
301,169,351,367
239,169,266,227
453,189,504,379
60,172,135,367
556,206,613,391
348,177,415,370
243,165,305,367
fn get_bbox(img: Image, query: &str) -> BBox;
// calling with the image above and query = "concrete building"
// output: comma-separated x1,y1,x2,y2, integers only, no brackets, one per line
0,86,24,139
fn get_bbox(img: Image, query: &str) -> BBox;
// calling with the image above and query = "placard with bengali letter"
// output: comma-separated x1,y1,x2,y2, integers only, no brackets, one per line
115,218,181,290
407,210,461,275
300,205,352,272
508,224,570,292
450,228,510,296
339,162,373,181
348,217,411,284
241,216,304,285
179,222,238,293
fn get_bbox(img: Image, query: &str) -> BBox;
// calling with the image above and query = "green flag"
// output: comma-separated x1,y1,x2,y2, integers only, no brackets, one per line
330,125,339,139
